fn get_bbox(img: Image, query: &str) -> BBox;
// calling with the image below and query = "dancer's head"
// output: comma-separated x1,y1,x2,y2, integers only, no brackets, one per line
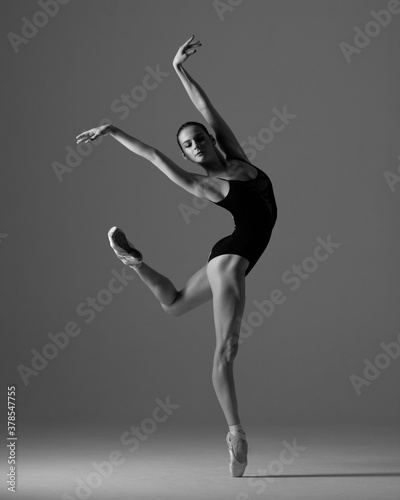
176,121,217,163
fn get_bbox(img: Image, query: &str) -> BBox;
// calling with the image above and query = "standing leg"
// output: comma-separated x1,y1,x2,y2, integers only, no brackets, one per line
207,253,249,477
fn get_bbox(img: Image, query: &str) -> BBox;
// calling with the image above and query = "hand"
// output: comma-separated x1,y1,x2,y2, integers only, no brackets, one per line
173,35,201,67
75,124,112,144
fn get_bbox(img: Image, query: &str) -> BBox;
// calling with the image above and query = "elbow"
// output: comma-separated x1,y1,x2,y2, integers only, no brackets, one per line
148,148,159,163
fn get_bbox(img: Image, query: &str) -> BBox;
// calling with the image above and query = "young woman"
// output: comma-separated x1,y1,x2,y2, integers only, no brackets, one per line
76,36,277,477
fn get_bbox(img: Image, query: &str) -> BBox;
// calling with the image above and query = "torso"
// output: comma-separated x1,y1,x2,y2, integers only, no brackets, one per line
206,157,278,276
202,159,259,203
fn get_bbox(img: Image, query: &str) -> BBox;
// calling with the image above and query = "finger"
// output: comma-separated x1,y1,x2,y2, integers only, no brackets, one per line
81,133,93,143
187,42,201,52
183,34,195,48
76,129,92,140
91,130,102,141
187,49,196,56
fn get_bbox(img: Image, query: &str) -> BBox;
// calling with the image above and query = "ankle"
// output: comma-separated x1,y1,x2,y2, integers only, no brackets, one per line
229,424,246,438
129,261,143,271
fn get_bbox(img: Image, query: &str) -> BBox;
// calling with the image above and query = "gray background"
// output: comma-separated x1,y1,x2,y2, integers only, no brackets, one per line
1,0,400,431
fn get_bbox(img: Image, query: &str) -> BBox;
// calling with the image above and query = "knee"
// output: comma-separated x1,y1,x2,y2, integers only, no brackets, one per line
215,336,239,364
161,302,181,317
161,292,183,317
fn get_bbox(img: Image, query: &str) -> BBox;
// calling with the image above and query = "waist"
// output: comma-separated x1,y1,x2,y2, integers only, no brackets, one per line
232,204,277,229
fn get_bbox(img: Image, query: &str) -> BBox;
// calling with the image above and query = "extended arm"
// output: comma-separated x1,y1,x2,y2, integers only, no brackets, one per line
76,123,156,160
173,36,248,161
75,124,205,197
108,125,155,161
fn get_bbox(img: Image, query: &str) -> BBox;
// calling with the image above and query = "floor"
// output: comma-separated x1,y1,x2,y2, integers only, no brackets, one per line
3,422,400,500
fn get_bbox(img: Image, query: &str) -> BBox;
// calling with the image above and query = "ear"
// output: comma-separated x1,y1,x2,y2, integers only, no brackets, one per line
181,151,187,160
210,135,216,144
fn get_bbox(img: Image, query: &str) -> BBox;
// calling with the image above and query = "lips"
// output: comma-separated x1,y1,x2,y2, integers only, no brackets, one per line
196,151,204,156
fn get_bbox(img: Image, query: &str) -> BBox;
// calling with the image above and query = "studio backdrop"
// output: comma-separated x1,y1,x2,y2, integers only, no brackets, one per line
1,0,399,432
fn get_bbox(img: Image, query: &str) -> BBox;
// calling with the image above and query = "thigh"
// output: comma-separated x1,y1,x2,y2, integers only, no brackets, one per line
207,255,248,341
162,262,213,316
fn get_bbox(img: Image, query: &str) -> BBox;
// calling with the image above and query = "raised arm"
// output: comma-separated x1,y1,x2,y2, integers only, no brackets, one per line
76,124,205,198
173,36,248,162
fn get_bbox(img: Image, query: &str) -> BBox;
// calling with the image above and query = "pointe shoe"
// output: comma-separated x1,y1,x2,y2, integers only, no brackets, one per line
226,432,248,477
108,226,143,269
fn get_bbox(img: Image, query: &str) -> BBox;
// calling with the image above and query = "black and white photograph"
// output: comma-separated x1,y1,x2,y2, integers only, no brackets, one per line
1,1,400,499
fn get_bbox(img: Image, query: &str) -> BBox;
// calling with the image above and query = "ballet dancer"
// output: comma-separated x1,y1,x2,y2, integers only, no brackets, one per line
76,35,277,477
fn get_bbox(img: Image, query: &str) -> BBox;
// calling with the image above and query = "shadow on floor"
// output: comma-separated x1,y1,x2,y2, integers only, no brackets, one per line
243,472,400,478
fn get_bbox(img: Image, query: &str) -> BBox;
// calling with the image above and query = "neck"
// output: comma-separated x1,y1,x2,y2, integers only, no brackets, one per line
201,149,228,177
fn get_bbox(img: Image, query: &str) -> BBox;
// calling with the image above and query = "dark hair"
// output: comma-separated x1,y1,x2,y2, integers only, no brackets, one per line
176,121,211,153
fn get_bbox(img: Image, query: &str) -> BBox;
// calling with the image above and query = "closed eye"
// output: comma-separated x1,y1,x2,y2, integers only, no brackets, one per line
182,133,205,148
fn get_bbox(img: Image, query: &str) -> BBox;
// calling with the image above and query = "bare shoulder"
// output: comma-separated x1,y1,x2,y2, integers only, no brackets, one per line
226,158,258,181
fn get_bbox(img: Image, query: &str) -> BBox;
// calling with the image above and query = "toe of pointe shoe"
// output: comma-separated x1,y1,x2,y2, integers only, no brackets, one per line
107,226,120,248
230,461,247,478
108,226,125,248
108,226,142,260
226,433,248,477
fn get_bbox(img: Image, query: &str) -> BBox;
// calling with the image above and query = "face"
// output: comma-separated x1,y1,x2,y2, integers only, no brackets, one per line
178,125,215,163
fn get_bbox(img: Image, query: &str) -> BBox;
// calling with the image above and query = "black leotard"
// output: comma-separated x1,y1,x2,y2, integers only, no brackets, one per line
207,159,277,276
